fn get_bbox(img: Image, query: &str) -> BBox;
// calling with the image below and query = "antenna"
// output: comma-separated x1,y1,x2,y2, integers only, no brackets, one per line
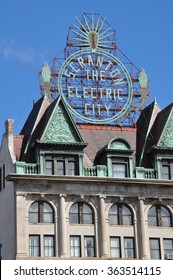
16,61,40,73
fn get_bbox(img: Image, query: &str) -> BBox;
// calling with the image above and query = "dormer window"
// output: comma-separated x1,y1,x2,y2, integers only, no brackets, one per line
162,160,172,180
97,137,134,178
45,155,78,176
112,158,129,178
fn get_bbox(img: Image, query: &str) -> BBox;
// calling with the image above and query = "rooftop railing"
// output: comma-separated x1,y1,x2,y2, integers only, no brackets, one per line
15,162,156,179
135,167,157,179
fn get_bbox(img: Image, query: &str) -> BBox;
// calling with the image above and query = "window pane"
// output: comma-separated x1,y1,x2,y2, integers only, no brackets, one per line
84,236,95,257
163,239,173,256
70,203,93,224
162,162,171,179
148,205,171,227
57,161,64,175
148,206,157,226
68,161,75,176
29,202,38,223
69,203,79,224
122,205,132,225
110,237,120,258
70,236,81,257
83,204,93,224
109,205,118,225
124,238,134,258
43,202,53,223
149,239,160,259
44,236,55,257
29,235,40,257
161,206,171,227
113,163,127,178
45,160,53,175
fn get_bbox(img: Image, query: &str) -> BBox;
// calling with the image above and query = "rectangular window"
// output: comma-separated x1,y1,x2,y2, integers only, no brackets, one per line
162,161,171,179
29,235,40,257
110,237,121,258
45,160,54,175
124,237,135,258
112,159,128,178
68,160,75,176
45,156,78,176
149,238,161,259
163,239,173,259
44,236,55,257
70,236,81,257
84,236,95,257
57,160,65,175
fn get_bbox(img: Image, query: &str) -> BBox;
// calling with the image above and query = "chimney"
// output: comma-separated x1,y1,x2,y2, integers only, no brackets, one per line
5,119,14,135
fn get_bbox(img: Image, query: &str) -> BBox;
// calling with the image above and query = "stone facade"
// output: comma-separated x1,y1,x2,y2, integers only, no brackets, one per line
0,69,173,261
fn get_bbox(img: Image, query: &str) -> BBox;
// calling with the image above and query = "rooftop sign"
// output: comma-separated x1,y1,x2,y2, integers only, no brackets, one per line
41,13,149,126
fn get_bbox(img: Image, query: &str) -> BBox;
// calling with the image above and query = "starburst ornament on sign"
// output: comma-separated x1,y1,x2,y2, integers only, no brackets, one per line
71,14,115,52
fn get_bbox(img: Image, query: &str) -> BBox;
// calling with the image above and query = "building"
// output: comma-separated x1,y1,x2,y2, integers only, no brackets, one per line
0,13,173,260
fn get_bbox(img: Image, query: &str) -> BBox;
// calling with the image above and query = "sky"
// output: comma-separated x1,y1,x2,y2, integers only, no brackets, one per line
1,0,173,137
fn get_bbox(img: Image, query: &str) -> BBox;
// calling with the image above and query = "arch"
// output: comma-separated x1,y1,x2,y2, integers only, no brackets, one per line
108,137,132,150
69,201,94,224
148,204,172,227
29,200,54,223
109,203,133,225
66,197,98,220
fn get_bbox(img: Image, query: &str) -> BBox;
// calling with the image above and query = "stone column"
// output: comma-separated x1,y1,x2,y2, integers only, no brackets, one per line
59,194,67,257
138,197,148,259
99,195,108,258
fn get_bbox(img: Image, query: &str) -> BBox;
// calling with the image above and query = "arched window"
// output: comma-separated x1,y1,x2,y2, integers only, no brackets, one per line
29,201,54,223
69,202,94,224
148,205,172,227
109,204,133,225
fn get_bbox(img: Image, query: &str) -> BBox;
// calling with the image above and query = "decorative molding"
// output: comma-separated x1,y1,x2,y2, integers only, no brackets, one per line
42,104,77,143
159,111,173,147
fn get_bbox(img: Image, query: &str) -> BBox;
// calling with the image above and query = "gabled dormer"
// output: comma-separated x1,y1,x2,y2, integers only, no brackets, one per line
16,96,87,176
95,137,134,178
149,103,173,179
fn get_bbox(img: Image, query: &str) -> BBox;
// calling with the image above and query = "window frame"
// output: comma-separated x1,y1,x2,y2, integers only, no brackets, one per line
44,235,55,257
109,203,133,226
161,160,172,179
112,158,129,178
70,236,81,257
110,237,121,258
45,155,78,176
84,236,95,257
124,237,135,259
149,238,161,259
163,239,173,258
148,205,172,227
69,202,94,224
29,201,54,224
29,235,40,257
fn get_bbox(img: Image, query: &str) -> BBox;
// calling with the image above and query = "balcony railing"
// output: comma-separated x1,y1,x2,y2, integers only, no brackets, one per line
15,162,156,179
15,162,39,174
135,167,157,179
84,166,97,176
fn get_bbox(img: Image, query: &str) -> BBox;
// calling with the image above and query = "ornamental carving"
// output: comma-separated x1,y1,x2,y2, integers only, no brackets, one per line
159,111,173,147
42,105,76,143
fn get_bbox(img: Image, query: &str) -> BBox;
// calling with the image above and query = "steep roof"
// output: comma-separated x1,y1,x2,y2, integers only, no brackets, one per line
20,96,50,136
78,124,136,164
136,100,161,166
19,96,50,160
151,102,173,147
21,96,86,162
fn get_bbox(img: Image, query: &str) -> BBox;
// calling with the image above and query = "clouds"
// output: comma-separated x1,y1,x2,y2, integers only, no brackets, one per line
0,39,48,64
0,39,34,63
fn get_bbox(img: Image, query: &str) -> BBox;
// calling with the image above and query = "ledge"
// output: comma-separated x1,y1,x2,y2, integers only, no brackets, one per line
6,173,173,186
